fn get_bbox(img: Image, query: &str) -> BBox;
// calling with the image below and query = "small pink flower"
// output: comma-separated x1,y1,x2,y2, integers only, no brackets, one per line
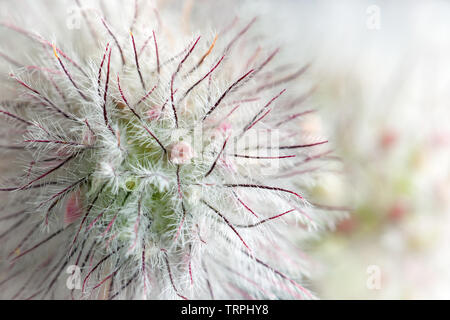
170,141,194,164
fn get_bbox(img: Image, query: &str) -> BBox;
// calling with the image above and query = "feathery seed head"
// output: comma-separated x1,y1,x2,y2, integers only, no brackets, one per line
0,0,344,299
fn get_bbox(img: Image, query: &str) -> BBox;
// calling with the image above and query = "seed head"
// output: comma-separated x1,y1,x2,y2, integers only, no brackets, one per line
0,0,344,299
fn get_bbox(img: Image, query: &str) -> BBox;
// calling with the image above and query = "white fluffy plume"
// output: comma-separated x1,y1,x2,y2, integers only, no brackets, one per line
0,0,344,299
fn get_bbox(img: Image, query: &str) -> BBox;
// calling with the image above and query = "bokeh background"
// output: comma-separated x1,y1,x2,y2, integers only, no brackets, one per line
247,0,450,299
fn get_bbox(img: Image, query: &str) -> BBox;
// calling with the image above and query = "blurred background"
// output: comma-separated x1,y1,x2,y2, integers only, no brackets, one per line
246,0,450,299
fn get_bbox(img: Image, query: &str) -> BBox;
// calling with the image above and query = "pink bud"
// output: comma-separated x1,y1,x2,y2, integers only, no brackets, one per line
170,141,194,164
